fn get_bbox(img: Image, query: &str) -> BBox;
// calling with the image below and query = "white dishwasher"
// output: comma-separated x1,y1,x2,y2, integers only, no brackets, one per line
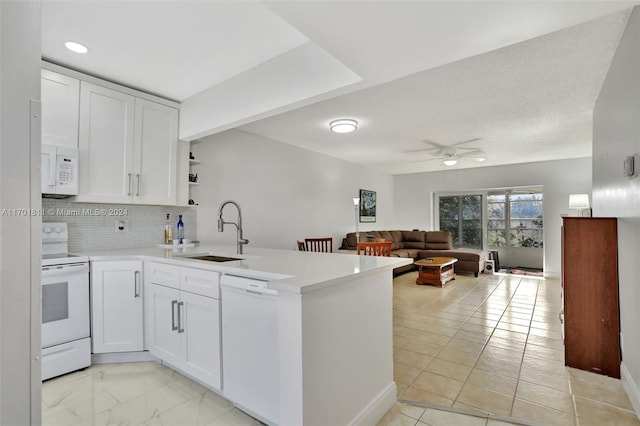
221,274,280,425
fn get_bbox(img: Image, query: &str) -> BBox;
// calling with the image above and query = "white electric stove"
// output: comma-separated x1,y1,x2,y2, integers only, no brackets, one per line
41,222,91,380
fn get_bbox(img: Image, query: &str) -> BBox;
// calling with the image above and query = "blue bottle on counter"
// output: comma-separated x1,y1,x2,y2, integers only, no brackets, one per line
177,214,184,244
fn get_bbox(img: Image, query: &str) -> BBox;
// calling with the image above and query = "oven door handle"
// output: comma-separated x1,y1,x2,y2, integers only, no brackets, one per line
42,263,89,278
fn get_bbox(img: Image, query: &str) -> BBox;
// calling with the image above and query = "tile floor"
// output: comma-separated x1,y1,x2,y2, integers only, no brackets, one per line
389,271,640,426
42,362,261,425
42,271,639,426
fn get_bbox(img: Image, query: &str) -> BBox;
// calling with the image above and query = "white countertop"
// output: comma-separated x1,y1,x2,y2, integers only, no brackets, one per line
77,243,413,294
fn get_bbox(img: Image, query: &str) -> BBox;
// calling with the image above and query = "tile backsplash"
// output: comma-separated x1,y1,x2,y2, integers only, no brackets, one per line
42,199,197,252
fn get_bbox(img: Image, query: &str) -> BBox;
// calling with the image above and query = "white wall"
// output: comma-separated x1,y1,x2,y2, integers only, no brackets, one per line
393,158,592,276
592,5,640,416
0,1,41,424
192,129,394,250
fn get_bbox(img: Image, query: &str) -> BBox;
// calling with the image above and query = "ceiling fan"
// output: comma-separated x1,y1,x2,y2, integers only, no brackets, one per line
406,138,486,167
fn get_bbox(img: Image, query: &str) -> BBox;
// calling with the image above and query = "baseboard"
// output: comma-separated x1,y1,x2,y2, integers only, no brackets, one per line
350,381,397,426
91,350,157,364
621,362,640,419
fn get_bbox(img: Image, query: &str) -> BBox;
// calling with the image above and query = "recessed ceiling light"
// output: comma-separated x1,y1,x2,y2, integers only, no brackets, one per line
330,119,358,133
65,41,89,54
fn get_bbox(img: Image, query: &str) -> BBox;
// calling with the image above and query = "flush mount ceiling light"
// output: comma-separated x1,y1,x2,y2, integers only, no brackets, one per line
65,41,89,54
330,119,358,134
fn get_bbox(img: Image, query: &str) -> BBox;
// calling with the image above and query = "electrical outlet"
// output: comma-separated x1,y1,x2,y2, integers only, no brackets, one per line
115,220,128,231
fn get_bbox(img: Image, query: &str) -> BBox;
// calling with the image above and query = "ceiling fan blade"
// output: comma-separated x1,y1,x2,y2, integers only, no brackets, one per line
449,137,481,148
404,148,438,154
411,157,444,163
404,139,447,154
457,149,485,158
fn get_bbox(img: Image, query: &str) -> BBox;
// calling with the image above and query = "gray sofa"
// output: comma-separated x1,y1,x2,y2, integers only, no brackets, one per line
340,230,487,277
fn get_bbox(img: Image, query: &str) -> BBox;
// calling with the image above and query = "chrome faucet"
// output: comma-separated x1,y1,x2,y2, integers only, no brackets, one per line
218,200,249,254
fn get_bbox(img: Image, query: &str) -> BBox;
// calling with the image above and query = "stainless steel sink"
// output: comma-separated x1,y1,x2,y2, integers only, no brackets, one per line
187,255,242,262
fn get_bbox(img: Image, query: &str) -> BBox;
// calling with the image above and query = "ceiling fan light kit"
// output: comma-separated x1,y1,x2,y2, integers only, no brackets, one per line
442,157,458,166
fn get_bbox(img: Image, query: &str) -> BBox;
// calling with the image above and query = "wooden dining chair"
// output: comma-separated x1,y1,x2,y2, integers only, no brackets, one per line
304,237,333,253
297,241,307,251
357,241,392,257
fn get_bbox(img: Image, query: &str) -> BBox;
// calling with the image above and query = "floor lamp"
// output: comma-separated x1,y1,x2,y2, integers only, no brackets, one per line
353,198,360,242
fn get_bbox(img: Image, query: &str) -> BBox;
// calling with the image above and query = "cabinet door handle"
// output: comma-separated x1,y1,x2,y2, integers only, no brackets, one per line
134,270,140,298
171,300,178,331
127,173,132,196
136,173,141,196
177,301,185,333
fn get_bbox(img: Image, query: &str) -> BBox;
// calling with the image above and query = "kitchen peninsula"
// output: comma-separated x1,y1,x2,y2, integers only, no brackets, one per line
84,244,412,426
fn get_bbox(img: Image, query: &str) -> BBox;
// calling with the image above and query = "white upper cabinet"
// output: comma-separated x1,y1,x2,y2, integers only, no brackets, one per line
41,69,80,148
78,81,136,203
134,98,178,205
77,81,178,205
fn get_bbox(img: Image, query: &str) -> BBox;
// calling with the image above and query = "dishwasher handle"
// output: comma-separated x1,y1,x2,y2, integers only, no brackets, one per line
221,274,278,296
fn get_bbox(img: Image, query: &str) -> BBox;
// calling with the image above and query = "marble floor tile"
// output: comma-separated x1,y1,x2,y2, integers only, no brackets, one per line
144,391,234,426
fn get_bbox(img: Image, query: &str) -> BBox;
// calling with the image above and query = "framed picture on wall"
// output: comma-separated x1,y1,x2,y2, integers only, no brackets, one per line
359,189,376,222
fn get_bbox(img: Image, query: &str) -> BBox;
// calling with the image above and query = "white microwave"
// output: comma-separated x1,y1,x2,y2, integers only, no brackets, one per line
41,144,78,197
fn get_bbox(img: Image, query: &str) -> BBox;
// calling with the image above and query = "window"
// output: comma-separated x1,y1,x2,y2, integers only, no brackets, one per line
488,190,543,248
438,194,483,249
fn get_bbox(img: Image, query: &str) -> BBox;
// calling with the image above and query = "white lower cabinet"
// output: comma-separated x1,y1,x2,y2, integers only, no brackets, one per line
145,262,221,391
91,261,143,353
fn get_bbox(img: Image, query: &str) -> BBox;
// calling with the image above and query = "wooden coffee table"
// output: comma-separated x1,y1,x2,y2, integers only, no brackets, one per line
415,257,458,287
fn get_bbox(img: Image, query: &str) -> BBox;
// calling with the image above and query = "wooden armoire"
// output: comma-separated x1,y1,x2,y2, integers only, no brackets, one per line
562,217,620,378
